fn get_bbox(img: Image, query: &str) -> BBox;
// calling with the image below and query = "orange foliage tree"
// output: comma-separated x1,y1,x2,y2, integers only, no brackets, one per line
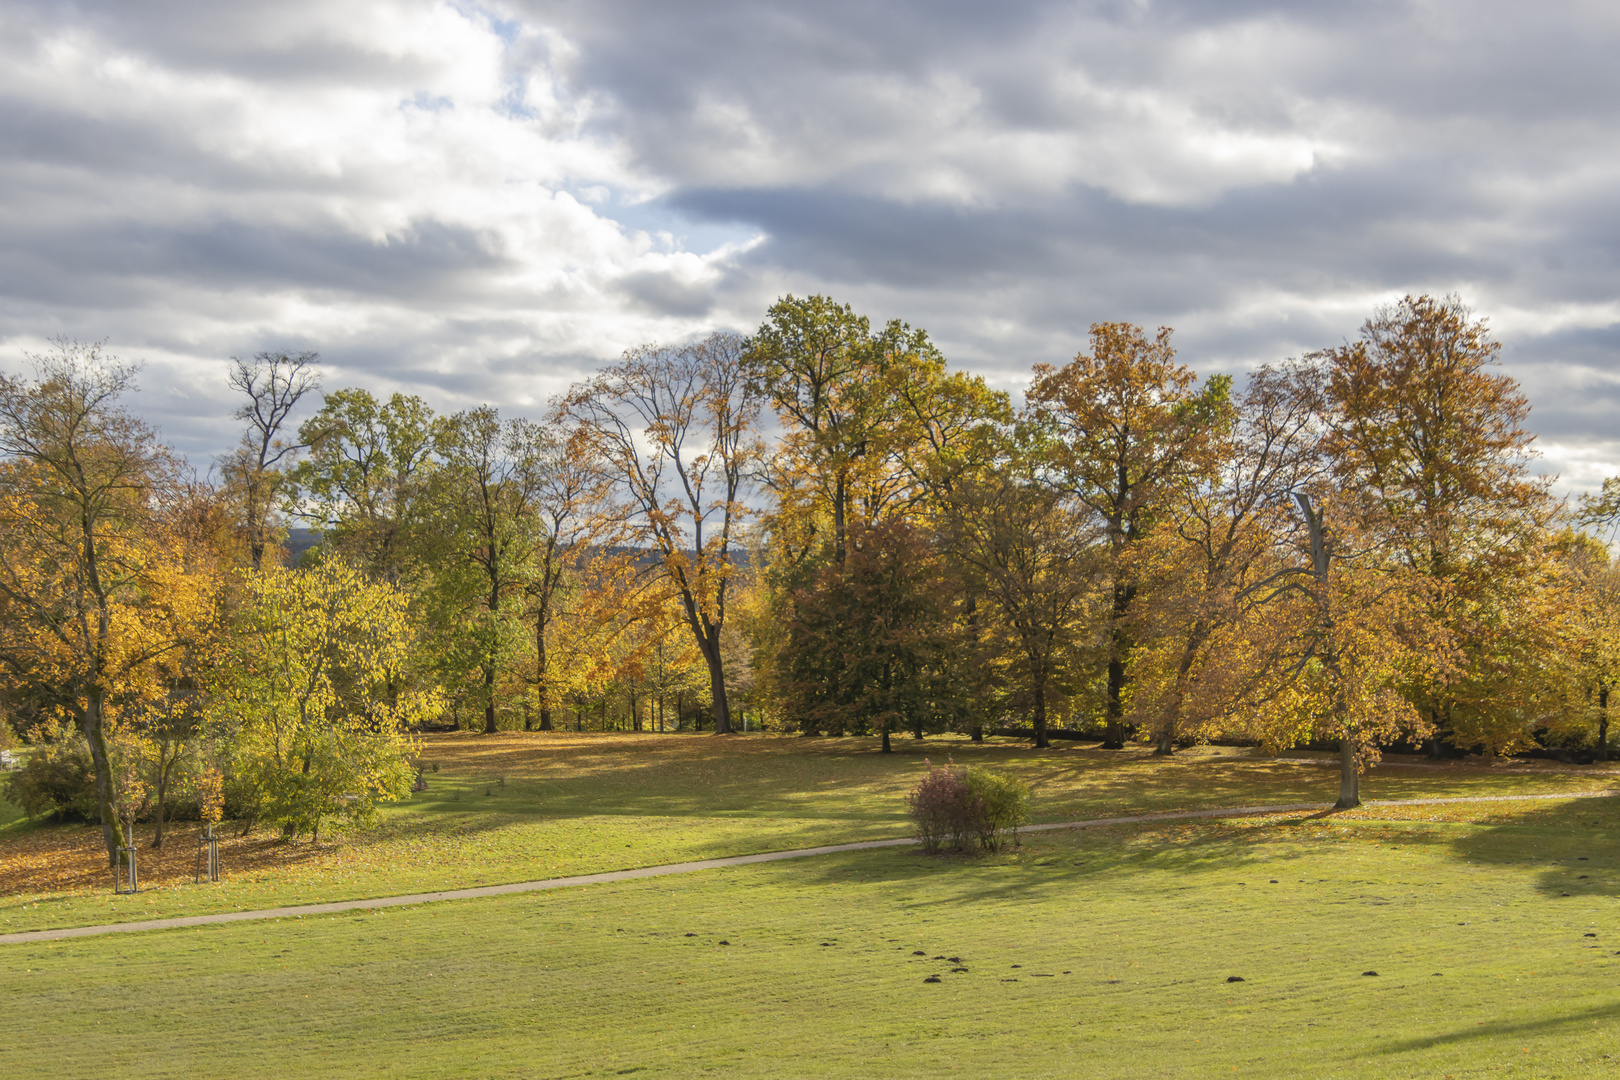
1026,323,1230,748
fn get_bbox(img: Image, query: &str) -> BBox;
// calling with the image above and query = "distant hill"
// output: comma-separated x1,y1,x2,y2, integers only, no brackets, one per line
282,528,320,565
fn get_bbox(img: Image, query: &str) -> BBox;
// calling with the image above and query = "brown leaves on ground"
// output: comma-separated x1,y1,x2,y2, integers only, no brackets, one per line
0,823,331,896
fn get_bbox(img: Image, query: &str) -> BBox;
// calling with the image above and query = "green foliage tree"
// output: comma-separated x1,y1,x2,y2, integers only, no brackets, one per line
422,407,550,734
780,519,964,750
290,388,438,582
219,560,439,841
939,458,1100,749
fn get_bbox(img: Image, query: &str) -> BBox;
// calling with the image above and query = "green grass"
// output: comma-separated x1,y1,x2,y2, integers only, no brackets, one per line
5,804,1620,1078
2,732,1616,934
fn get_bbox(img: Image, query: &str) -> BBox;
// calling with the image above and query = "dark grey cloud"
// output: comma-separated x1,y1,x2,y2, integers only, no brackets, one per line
0,0,1615,491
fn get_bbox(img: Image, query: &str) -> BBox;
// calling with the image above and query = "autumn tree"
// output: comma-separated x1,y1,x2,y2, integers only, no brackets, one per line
1553,531,1620,760
222,351,321,570
562,331,759,735
1314,295,1556,754
1128,361,1322,755
520,422,611,731
1026,323,1229,748
1247,488,1437,807
0,342,225,864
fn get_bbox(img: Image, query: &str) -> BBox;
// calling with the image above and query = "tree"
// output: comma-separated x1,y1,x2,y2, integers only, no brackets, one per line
1128,362,1322,755
219,560,438,841
780,520,964,751
0,341,224,864
1556,531,1620,760
423,408,549,734
520,422,610,731
1026,324,1228,748
1314,295,1556,753
940,460,1100,749
291,388,438,582
562,331,760,735
745,296,882,568
1256,490,1433,808
223,351,321,571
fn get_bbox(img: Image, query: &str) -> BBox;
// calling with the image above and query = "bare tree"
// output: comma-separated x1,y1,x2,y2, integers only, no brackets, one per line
521,422,611,731
224,350,321,570
561,332,760,735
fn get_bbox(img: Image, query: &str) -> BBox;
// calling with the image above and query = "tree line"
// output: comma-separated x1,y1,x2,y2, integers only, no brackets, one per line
4,293,1619,866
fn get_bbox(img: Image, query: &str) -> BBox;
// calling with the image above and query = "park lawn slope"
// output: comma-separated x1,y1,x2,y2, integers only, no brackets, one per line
4,804,1620,1078
0,731,1615,935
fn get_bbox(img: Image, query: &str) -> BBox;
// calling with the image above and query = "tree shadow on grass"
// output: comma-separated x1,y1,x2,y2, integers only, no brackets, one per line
1446,794,1620,899
1376,1000,1620,1055
783,811,1375,908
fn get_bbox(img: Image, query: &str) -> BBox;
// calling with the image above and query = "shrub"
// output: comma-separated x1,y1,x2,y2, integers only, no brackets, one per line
963,767,1031,852
907,759,973,854
3,732,98,820
906,759,1031,854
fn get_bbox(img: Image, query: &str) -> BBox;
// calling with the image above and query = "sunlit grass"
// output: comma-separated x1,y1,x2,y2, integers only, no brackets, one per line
0,731,1614,934
5,807,1620,1078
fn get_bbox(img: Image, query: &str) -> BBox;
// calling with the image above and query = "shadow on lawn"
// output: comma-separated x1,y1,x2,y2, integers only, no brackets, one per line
786,811,1354,907
1377,999,1620,1055
414,732,1343,826
801,793,1620,911
1447,794,1620,900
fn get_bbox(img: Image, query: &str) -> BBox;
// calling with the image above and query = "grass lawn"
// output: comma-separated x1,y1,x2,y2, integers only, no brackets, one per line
4,801,1620,1078
1,732,1615,934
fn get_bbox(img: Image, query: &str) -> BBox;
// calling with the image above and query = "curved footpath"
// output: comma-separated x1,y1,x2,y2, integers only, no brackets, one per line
3,789,1615,947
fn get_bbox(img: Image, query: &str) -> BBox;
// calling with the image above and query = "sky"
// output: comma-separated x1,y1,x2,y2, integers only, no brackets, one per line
1,0,1617,492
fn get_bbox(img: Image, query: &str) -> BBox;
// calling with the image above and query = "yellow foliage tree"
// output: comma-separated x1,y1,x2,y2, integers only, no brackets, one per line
0,342,229,865
218,560,439,842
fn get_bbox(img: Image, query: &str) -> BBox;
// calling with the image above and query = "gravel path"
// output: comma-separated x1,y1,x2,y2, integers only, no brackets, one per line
4,789,1614,946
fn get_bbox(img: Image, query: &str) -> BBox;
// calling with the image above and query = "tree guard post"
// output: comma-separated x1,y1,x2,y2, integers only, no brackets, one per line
114,845,138,894
195,822,220,883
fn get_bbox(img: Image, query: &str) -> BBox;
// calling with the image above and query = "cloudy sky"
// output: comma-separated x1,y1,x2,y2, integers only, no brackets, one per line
2,0,1617,490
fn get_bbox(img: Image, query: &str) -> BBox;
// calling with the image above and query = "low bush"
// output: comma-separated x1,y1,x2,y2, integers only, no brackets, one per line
906,759,1031,854
964,767,1031,852
3,733,98,821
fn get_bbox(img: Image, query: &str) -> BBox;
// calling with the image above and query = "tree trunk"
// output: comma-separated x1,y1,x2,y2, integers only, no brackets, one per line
702,631,734,734
1032,682,1050,749
1336,734,1360,809
1102,576,1135,749
536,599,553,731
833,473,848,565
881,729,892,753
483,661,498,734
81,693,125,867
1155,619,1208,757
1601,685,1611,763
